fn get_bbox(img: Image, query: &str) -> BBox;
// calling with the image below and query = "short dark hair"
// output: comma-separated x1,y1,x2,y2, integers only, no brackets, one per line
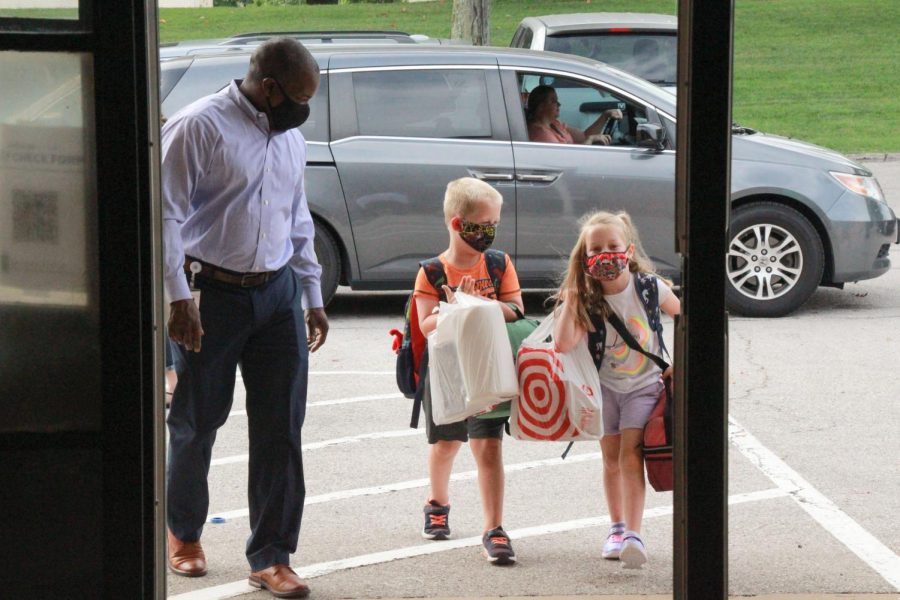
247,37,319,85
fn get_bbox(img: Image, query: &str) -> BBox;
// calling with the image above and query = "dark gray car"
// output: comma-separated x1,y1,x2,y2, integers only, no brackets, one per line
160,45,897,317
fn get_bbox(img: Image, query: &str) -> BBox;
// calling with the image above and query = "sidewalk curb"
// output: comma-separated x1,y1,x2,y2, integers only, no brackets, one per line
849,152,900,162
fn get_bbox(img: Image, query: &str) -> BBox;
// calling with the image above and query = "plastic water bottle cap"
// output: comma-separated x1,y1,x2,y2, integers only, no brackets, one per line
210,516,226,524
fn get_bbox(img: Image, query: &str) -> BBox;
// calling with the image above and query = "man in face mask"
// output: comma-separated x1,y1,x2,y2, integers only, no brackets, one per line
161,38,327,598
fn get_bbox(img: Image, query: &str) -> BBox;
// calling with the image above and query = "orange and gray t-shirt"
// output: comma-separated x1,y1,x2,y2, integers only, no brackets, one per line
413,252,521,302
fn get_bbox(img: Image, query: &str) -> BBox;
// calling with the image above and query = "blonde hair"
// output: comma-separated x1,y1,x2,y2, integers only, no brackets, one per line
554,210,660,330
443,177,503,224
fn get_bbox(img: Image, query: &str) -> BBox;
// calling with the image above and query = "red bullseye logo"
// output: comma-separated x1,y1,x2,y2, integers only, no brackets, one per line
516,347,579,441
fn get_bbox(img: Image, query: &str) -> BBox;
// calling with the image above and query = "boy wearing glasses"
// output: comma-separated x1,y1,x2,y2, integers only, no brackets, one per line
412,177,524,565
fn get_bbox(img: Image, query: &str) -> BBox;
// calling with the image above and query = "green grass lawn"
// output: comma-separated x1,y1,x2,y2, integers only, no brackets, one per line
5,0,896,152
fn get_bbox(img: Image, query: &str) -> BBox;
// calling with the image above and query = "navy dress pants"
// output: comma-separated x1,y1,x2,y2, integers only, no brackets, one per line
166,267,309,571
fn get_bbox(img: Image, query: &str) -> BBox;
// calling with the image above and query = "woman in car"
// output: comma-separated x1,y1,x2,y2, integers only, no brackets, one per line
526,84,622,145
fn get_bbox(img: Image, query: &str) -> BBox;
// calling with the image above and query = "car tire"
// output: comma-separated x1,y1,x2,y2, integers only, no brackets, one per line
314,220,341,307
726,202,824,317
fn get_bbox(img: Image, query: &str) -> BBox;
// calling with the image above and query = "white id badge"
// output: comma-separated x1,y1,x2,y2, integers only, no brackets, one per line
188,261,202,308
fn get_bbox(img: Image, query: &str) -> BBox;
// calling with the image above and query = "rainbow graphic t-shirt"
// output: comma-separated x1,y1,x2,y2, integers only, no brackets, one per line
597,275,673,393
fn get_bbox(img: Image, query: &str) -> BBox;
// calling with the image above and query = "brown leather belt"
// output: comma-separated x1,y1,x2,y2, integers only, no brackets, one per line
184,258,279,288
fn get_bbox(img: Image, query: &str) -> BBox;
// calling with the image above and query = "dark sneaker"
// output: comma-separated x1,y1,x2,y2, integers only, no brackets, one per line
422,500,451,540
482,527,516,565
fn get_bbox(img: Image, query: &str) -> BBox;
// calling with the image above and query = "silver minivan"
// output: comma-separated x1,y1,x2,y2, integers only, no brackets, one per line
160,45,897,317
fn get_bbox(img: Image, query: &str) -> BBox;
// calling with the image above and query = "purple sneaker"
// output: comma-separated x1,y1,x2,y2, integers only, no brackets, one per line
620,531,648,569
602,530,624,560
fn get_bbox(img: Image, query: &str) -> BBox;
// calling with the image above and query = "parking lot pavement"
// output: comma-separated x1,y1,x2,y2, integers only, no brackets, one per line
165,158,899,599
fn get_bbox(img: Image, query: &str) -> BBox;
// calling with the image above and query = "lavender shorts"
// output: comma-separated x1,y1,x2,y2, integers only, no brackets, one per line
601,380,664,435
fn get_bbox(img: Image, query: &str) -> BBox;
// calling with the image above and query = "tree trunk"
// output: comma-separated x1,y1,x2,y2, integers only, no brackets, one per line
451,0,491,46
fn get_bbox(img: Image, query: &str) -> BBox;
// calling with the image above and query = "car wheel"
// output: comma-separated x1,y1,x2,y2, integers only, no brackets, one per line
314,220,341,307
726,202,824,317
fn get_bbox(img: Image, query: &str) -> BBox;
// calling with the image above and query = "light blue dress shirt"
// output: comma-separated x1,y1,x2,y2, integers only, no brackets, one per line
161,80,322,309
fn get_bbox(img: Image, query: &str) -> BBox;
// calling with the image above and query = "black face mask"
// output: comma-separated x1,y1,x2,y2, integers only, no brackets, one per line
266,78,310,132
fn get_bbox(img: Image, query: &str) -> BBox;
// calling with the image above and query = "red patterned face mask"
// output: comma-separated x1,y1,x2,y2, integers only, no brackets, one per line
584,252,629,281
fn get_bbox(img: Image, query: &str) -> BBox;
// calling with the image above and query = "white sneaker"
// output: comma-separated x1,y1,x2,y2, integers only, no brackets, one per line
620,532,648,569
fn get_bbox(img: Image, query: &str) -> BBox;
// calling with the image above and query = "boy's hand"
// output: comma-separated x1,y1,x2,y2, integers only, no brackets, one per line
442,284,456,304
457,275,479,296
444,276,481,303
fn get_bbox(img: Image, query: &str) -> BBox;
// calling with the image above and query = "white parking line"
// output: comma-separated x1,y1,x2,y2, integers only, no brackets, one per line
209,428,421,467
207,451,603,522
227,393,405,418
729,417,900,590
235,370,393,381
309,370,394,376
172,488,787,600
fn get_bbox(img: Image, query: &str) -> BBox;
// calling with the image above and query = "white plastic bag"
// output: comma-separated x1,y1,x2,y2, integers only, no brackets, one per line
428,292,518,425
510,310,604,441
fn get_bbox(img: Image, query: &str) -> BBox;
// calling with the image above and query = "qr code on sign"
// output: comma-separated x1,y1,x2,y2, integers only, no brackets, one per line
12,189,59,244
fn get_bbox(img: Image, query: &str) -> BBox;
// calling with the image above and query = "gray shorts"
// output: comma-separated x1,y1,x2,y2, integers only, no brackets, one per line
601,380,664,435
421,369,506,444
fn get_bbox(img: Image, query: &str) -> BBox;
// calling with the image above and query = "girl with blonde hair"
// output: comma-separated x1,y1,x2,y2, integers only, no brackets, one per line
554,210,680,569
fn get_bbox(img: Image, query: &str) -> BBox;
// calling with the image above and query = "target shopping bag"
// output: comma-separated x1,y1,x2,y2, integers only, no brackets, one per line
510,312,603,441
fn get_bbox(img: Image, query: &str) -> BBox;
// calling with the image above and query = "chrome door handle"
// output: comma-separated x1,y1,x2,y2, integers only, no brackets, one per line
517,172,560,183
471,170,515,181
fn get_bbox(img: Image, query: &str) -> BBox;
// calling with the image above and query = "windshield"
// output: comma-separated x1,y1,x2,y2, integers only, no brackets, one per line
545,32,677,85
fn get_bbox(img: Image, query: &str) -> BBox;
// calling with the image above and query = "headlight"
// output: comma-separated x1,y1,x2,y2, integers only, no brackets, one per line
830,171,885,202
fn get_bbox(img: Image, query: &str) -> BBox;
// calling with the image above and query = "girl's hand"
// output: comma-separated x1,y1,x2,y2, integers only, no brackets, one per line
558,287,576,304
662,366,674,381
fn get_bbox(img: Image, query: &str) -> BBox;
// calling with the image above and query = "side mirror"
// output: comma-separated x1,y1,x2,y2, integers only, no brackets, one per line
637,123,667,152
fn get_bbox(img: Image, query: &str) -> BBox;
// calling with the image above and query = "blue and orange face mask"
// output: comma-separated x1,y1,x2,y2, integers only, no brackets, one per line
584,252,629,281
458,219,497,252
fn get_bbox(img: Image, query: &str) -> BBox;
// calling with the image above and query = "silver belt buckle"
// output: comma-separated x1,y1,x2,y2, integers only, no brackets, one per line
240,273,256,287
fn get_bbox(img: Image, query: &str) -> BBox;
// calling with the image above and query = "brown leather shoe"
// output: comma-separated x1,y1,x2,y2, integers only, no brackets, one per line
166,528,207,577
249,564,310,598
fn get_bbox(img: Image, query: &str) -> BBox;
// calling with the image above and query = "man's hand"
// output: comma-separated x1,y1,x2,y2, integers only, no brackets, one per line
169,299,204,352
305,307,329,353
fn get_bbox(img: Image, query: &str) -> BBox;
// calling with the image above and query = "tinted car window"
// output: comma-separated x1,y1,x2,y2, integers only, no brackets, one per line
160,59,329,142
545,33,677,85
352,69,491,139
513,26,534,49
160,60,189,103
299,75,328,142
